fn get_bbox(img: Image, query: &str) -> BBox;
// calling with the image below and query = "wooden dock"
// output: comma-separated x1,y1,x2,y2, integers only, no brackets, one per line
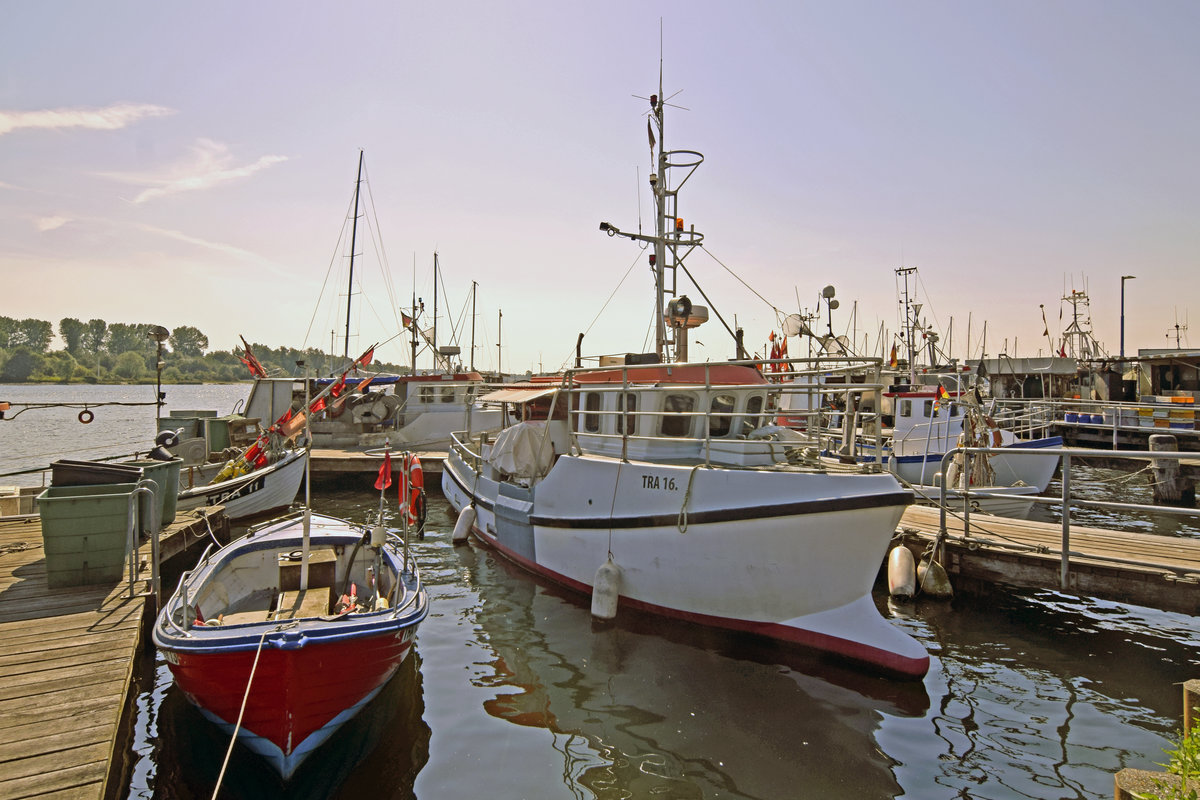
0,508,228,800
896,504,1200,614
310,448,446,480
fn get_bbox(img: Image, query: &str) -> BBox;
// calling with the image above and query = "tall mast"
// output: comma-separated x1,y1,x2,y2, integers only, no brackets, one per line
598,60,706,363
470,280,477,372
439,250,444,369
344,150,364,359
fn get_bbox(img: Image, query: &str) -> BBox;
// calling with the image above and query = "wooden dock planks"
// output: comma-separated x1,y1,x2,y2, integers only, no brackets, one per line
0,509,227,800
898,504,1200,613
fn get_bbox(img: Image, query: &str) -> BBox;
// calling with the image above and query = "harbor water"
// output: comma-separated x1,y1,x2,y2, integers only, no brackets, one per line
2,384,1199,799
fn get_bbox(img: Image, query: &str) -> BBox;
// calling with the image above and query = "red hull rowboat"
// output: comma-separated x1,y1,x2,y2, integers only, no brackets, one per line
154,511,428,778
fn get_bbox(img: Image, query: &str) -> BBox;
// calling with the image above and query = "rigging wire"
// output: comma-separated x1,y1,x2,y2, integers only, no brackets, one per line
556,249,645,372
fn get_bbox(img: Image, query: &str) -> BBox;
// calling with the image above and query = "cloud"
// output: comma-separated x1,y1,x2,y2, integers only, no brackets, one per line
35,216,70,232
98,139,288,204
0,103,174,136
134,222,292,277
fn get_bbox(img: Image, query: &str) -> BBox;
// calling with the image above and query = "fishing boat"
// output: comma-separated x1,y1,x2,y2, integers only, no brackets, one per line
882,381,1061,493
175,447,307,521
442,72,928,678
153,428,429,778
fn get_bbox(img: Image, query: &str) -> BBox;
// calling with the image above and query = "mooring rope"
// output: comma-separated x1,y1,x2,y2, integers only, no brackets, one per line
677,465,704,534
211,622,296,800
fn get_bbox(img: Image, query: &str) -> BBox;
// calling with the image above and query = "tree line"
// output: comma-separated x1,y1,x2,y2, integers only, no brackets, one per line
0,316,408,384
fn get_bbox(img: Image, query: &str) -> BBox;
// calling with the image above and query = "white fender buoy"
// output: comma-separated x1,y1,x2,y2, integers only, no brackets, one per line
917,555,954,598
590,556,621,621
451,506,476,545
887,545,917,600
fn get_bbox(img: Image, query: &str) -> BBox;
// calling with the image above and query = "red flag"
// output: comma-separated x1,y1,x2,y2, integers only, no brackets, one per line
309,396,327,414
375,451,392,490
889,344,898,369
359,347,374,367
401,312,413,329
355,376,374,393
238,335,268,379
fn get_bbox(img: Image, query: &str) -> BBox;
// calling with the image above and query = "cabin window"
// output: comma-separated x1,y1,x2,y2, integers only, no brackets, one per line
898,399,912,418
922,400,933,417
617,393,637,435
709,394,736,437
743,395,765,433
419,386,434,404
661,394,695,438
441,387,456,404
583,392,601,433
950,404,960,417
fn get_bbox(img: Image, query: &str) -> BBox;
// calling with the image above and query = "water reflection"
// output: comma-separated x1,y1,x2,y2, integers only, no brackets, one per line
150,653,430,800
458,540,921,799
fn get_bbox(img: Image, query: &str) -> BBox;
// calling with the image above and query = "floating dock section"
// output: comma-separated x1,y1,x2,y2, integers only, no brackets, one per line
896,505,1200,614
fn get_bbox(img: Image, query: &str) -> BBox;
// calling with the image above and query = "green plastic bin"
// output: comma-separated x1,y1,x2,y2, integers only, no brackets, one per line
121,457,183,529
37,483,138,588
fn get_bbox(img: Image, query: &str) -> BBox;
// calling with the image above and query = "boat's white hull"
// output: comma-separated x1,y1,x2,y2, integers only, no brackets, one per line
443,450,927,677
883,436,1062,493
913,483,1041,519
176,449,307,521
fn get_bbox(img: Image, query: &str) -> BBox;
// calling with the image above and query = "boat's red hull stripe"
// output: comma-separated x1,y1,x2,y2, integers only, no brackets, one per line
168,631,413,755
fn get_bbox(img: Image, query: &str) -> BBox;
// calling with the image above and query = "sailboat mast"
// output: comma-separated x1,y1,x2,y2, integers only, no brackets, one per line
439,250,444,369
344,150,364,359
470,280,477,372
652,72,668,361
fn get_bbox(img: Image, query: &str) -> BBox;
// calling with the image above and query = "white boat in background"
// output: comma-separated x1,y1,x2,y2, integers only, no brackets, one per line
884,382,1061,493
176,447,307,521
442,71,928,679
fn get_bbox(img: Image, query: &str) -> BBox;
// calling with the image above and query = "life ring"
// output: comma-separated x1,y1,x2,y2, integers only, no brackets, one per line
78,409,94,424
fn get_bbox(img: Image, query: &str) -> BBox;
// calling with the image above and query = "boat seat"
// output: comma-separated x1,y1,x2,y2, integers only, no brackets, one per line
272,587,333,620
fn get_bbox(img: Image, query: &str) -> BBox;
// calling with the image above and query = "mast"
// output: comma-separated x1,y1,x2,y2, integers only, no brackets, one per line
597,61,706,363
439,250,444,369
344,150,364,359
470,280,477,372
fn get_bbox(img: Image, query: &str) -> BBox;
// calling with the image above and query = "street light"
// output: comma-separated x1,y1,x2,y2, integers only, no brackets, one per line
1120,275,1136,359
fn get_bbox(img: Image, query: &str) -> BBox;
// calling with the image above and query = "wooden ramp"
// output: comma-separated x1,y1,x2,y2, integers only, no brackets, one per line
0,509,228,800
897,505,1200,614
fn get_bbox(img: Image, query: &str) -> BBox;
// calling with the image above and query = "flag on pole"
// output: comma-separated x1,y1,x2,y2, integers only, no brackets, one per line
933,383,950,412
375,450,393,491
238,335,268,379
889,343,898,368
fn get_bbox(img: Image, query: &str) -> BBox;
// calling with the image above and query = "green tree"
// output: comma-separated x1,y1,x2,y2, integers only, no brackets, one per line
0,317,15,349
59,318,87,356
36,351,78,382
112,351,147,380
83,319,107,352
169,325,209,357
1,347,44,381
11,318,53,352
106,323,154,356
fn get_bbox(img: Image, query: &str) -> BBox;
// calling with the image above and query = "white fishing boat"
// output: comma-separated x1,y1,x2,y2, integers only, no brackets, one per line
442,72,928,678
175,447,307,521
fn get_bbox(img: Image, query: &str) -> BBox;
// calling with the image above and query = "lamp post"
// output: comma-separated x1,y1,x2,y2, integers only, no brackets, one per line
1120,275,1136,359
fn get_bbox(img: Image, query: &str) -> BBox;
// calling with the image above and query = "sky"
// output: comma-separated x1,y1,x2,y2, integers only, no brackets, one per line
2,1,1197,376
